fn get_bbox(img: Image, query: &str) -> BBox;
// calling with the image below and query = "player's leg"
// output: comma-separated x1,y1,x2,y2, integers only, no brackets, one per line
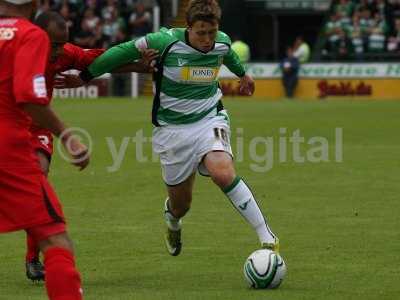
203,151,279,251
153,125,198,256
25,150,51,281
25,234,44,281
283,77,291,98
28,224,83,300
164,172,196,256
166,172,196,218
34,176,83,299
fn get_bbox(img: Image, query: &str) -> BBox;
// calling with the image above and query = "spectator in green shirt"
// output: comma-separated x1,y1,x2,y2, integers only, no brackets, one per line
335,0,354,18
293,36,310,63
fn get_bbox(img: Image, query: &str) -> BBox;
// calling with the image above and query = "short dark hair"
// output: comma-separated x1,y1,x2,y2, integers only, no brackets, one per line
34,11,66,31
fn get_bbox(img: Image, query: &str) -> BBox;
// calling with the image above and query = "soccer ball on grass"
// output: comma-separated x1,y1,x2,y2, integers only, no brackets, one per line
243,249,287,289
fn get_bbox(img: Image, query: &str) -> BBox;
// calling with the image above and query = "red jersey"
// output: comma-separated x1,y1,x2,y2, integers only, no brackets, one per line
0,17,65,233
30,44,104,157
0,17,50,168
46,43,104,97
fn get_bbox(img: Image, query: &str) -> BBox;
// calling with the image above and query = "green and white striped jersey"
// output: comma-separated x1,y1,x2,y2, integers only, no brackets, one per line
137,28,245,125
85,27,245,126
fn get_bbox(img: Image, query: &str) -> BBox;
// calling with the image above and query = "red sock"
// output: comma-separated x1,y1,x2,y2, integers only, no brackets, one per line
26,234,40,262
44,247,83,300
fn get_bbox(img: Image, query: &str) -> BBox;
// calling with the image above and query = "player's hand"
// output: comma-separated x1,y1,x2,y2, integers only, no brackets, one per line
54,73,85,89
61,133,90,171
139,48,159,73
239,74,255,96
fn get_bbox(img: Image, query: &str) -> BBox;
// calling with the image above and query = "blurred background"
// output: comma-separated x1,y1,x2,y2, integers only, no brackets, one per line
45,0,400,100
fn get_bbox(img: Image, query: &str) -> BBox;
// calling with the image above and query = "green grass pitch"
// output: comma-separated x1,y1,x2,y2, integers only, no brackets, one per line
0,98,399,299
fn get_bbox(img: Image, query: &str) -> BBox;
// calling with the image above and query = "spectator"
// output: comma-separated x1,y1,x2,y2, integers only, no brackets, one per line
346,13,367,59
371,12,389,35
74,18,98,48
34,0,159,49
325,12,344,53
387,18,400,51
339,11,352,28
293,36,310,63
53,0,81,21
231,35,251,63
102,0,118,21
368,27,386,52
336,30,352,60
350,29,365,60
376,0,387,16
335,0,354,17
58,3,78,39
81,8,101,34
347,12,366,38
102,7,126,47
359,7,374,33
323,0,399,60
129,2,152,38
280,47,300,99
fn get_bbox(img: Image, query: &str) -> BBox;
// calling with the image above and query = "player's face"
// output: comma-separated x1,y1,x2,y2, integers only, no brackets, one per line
47,22,68,62
188,20,218,52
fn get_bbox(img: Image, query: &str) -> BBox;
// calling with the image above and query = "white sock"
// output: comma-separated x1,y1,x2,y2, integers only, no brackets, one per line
224,177,277,245
164,198,182,231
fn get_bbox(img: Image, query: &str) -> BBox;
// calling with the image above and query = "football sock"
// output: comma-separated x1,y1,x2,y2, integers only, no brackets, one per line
26,234,40,262
164,198,182,231
44,247,83,300
224,176,277,245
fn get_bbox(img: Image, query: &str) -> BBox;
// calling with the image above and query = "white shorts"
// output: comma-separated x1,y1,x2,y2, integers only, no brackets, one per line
152,110,233,186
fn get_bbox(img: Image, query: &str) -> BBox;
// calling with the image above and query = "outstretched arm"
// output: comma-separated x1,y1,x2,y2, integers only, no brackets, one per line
112,49,158,73
55,30,170,89
54,48,158,89
79,40,143,82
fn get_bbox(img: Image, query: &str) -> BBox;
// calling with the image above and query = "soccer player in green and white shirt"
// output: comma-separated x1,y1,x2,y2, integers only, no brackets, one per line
78,0,279,256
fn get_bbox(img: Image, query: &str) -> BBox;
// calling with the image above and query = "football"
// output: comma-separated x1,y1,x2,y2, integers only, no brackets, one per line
243,249,287,289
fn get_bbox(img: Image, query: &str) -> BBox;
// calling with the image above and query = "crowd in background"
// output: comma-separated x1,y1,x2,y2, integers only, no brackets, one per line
323,0,400,60
36,0,156,49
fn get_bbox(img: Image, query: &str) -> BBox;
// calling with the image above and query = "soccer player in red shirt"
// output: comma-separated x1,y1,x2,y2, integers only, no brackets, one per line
24,11,157,281
0,1,88,299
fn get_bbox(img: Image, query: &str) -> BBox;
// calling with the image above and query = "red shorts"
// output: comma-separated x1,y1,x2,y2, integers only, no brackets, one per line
0,167,65,234
31,128,53,159
26,222,66,242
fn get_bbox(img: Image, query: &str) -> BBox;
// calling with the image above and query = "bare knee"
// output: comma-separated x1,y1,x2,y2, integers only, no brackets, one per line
38,232,74,254
204,152,236,189
210,169,236,190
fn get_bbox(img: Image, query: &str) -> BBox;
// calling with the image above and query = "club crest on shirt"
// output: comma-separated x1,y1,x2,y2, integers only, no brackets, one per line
177,58,189,66
181,67,219,83
33,75,47,98
0,27,17,41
